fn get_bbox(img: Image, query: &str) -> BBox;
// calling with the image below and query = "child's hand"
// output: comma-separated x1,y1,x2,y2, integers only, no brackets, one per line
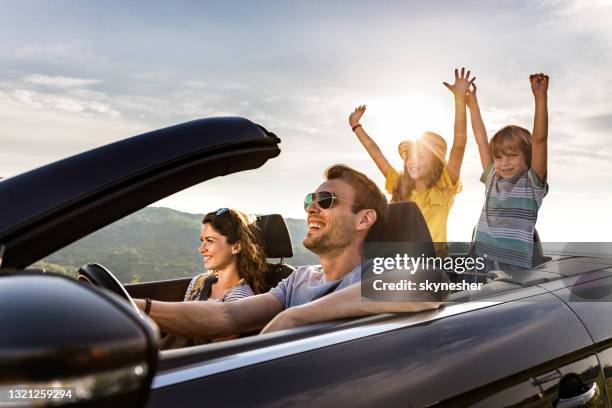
349,105,366,128
466,81,479,110
530,73,549,99
443,67,475,100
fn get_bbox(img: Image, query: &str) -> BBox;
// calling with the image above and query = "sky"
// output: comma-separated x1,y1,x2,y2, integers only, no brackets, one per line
1,0,611,241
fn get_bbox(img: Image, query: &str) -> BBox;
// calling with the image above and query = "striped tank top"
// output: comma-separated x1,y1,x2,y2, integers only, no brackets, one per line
473,161,548,268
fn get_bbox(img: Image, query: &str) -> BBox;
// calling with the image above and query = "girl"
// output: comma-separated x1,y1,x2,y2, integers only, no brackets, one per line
467,74,549,270
348,68,473,249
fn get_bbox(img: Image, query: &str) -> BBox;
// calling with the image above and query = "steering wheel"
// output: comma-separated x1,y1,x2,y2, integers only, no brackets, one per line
76,263,140,312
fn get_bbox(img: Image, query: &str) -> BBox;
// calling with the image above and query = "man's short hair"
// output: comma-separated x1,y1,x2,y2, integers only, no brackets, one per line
325,164,388,225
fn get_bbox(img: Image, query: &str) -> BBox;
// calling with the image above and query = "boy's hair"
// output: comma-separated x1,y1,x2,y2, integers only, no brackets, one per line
490,125,532,167
325,164,388,225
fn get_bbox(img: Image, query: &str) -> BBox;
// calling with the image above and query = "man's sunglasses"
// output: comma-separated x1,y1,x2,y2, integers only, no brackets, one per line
303,191,362,210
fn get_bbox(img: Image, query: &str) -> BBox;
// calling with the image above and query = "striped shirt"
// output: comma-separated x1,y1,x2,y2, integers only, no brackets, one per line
473,161,548,268
221,283,254,302
161,277,254,349
184,273,254,302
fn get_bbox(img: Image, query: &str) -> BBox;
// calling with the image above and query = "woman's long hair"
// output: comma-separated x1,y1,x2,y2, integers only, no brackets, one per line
202,209,268,294
391,148,444,203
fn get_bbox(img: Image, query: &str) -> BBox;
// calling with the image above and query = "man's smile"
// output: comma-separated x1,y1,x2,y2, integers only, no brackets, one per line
307,219,326,235
307,217,326,236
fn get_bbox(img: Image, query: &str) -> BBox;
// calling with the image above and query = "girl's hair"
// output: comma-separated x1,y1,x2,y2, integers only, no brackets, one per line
202,209,268,294
391,146,444,203
490,125,532,167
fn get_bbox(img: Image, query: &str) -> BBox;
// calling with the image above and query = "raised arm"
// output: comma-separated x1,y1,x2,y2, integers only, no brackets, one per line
349,105,392,177
135,292,283,338
443,67,474,183
466,81,491,170
530,73,549,182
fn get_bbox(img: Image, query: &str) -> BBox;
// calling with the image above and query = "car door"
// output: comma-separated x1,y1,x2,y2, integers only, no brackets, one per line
146,290,601,407
542,261,612,408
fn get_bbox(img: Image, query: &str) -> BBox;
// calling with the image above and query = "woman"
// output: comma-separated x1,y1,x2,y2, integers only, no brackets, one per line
186,208,267,301
161,208,268,348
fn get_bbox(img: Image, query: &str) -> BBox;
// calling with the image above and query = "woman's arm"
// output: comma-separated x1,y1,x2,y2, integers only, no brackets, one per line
349,105,392,177
530,73,549,182
466,82,491,170
443,67,474,183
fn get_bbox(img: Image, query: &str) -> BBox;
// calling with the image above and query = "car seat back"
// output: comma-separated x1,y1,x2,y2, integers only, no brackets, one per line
256,214,295,291
533,229,552,266
365,202,435,257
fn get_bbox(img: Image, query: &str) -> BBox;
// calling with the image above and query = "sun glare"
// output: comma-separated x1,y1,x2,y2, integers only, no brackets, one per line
364,96,449,163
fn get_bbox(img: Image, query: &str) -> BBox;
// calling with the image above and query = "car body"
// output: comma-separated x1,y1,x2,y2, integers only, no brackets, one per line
1,117,612,407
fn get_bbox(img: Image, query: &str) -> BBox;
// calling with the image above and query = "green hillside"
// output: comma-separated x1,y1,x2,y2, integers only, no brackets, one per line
39,207,318,283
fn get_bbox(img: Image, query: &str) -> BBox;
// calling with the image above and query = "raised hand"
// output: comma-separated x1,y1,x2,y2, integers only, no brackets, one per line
530,73,549,99
530,73,549,183
443,67,476,100
348,104,391,177
466,81,478,110
349,105,366,128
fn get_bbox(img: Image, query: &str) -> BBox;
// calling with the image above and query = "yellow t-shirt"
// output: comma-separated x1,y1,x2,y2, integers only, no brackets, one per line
385,166,462,245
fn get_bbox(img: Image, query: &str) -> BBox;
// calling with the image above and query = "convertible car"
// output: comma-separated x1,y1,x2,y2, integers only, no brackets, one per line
1,117,612,407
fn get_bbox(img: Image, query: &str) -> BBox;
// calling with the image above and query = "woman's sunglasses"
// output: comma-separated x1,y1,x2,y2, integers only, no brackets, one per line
215,208,238,233
303,191,362,210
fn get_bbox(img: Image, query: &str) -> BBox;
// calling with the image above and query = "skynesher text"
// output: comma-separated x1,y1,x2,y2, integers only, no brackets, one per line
373,280,484,292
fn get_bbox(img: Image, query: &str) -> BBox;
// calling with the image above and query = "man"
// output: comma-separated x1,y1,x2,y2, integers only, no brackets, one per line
135,164,442,338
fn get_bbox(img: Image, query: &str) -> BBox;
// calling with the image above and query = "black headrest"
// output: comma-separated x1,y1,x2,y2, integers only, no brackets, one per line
256,214,293,258
366,202,435,256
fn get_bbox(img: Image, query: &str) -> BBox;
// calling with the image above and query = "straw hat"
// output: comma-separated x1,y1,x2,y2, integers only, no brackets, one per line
398,132,447,165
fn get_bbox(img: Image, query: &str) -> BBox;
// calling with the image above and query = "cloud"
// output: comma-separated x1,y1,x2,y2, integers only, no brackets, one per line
0,90,145,178
5,43,109,66
135,71,169,82
579,113,612,133
9,89,119,117
181,81,208,89
551,144,610,163
547,0,612,37
0,70,118,119
24,74,102,88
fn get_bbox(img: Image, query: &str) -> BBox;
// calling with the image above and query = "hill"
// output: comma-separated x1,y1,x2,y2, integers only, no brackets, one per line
40,207,318,283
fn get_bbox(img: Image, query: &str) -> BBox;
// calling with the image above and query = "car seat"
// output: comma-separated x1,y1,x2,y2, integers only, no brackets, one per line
255,214,295,291
533,229,552,266
365,202,436,257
